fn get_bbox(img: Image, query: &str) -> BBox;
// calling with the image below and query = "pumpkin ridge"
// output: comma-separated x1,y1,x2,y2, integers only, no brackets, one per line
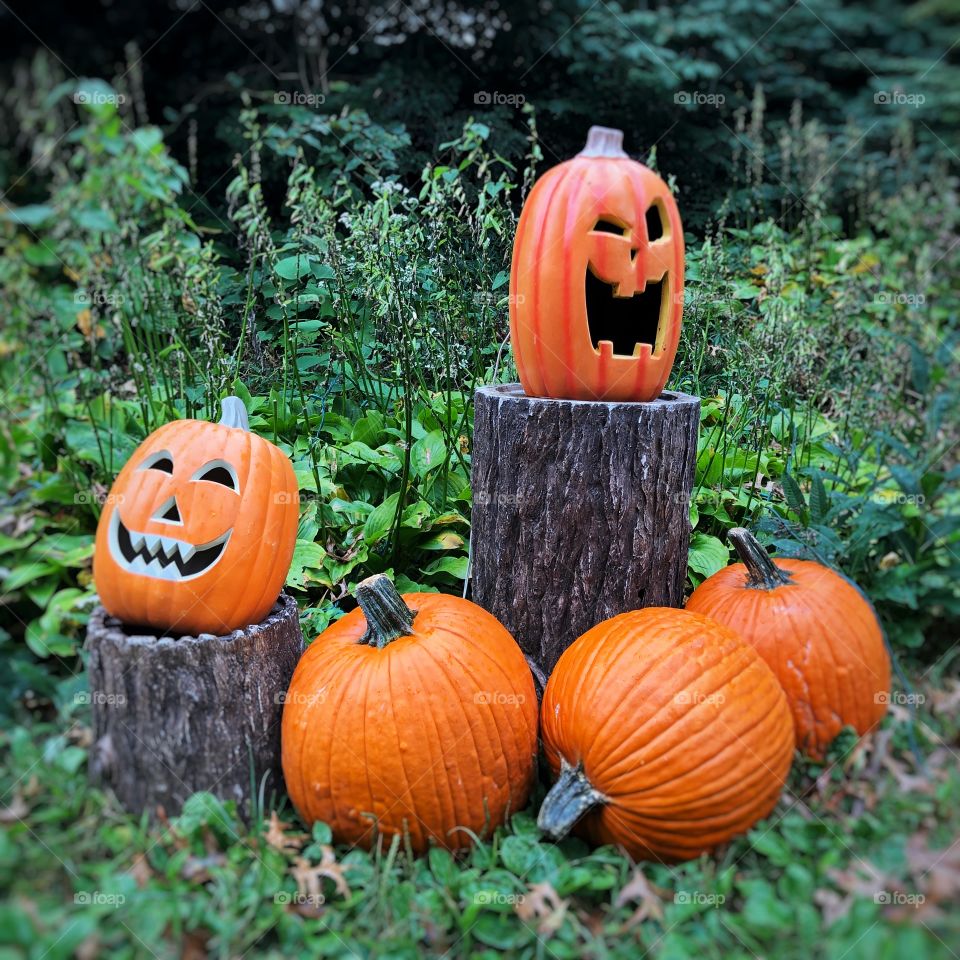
247,447,290,622
598,658,787,787
383,646,425,849
414,632,477,829
528,168,569,396
411,634,489,841
435,622,532,779
589,636,752,779
256,446,297,618
411,641,463,843
576,614,686,759
601,668,790,794
322,647,362,838
560,168,590,398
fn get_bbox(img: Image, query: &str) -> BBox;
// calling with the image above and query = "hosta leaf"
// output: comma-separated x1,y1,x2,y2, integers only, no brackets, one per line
687,533,729,579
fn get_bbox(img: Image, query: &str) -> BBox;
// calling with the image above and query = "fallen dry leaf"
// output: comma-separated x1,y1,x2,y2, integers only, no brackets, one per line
0,791,28,823
614,867,666,931
264,811,307,854
291,846,352,903
516,882,568,938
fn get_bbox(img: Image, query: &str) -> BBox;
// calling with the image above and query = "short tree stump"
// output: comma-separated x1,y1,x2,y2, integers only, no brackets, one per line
471,384,700,674
85,593,304,818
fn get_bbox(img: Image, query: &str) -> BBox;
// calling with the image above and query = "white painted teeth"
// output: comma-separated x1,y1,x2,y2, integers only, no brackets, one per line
110,511,231,583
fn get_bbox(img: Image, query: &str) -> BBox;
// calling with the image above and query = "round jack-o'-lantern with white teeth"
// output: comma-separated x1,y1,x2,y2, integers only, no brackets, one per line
93,397,298,635
510,125,684,402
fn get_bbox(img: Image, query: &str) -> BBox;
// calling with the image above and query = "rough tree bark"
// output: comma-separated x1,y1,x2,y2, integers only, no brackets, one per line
471,384,700,675
86,593,303,818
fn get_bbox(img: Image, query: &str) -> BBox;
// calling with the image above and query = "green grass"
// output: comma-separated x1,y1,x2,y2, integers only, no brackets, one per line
1,680,958,959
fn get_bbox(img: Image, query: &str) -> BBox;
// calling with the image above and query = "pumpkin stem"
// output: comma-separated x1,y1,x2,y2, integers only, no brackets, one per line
578,126,628,159
219,396,250,432
355,574,415,648
537,761,606,841
728,527,794,589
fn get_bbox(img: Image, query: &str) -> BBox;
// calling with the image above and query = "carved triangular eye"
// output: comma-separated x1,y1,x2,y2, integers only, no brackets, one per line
160,501,181,522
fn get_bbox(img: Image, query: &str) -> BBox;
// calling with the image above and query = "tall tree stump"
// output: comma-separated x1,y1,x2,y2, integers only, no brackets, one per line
85,593,304,818
471,384,700,675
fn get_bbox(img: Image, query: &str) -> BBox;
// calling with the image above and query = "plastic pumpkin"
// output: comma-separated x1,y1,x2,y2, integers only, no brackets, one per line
510,125,684,402
686,528,891,760
281,575,538,853
538,607,794,862
93,397,298,635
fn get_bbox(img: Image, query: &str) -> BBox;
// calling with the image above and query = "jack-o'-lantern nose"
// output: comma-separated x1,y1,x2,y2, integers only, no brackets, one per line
152,497,182,525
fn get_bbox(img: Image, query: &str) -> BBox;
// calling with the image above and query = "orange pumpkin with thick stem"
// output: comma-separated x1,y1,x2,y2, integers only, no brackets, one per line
93,397,298,635
538,607,794,863
686,527,891,760
281,574,538,853
510,125,684,402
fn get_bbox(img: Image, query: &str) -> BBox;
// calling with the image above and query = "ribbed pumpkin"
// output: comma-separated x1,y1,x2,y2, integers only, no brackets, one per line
510,125,684,402
281,575,538,853
93,397,298,635
538,608,794,862
686,528,891,760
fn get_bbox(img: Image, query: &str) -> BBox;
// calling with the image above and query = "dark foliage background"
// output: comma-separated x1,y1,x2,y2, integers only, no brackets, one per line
2,0,958,228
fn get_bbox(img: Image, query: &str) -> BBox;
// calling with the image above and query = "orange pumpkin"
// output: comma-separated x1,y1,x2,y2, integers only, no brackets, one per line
686,528,891,760
93,397,298,635
538,608,794,862
281,575,538,852
510,125,684,403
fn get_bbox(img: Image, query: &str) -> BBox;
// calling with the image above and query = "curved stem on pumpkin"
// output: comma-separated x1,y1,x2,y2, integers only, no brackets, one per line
355,574,415,648
578,126,628,159
728,527,794,589
219,396,250,432
538,760,606,841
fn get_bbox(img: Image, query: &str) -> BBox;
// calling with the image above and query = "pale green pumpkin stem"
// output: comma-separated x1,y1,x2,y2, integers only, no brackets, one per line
728,527,794,589
538,761,606,841
356,574,415,648
219,396,250,432
578,126,628,159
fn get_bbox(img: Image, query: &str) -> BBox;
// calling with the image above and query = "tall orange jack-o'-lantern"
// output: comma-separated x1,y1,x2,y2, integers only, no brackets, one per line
510,126,684,402
93,397,299,636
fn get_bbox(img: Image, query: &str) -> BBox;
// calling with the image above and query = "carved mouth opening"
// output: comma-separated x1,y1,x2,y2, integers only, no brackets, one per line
108,511,231,582
585,266,664,356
